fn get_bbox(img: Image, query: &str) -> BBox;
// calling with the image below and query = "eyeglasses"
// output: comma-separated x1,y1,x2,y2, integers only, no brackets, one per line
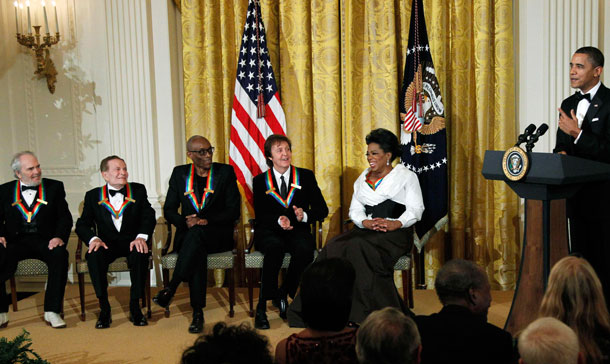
188,147,215,156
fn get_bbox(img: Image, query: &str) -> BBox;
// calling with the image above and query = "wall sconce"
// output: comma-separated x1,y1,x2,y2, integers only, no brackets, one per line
14,1,60,94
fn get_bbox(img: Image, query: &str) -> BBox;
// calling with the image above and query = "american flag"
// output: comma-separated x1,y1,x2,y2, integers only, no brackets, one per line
403,93,423,132
229,0,286,208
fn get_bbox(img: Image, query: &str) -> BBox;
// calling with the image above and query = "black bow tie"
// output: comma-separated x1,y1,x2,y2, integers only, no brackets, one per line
21,185,38,192
575,92,591,102
109,187,126,197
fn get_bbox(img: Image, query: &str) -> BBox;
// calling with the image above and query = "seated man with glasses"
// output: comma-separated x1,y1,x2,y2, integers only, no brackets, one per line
154,135,240,333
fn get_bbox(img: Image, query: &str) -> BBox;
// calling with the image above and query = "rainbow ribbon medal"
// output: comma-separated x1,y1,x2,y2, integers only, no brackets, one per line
265,166,300,208
12,181,47,223
183,164,214,211
366,173,384,191
97,183,136,219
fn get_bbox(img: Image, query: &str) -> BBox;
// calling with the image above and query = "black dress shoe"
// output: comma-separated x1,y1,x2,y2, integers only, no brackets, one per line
188,312,204,334
129,309,148,327
254,307,270,330
153,288,173,308
95,311,112,329
273,296,288,319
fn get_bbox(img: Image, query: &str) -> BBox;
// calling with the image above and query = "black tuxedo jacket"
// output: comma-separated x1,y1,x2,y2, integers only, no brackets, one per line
75,182,156,246
252,166,328,235
0,178,72,244
554,83,610,161
163,163,240,252
554,83,610,216
415,305,515,364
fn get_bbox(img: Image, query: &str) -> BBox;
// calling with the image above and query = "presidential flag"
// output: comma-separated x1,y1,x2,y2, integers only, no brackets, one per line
229,0,287,208
400,0,448,249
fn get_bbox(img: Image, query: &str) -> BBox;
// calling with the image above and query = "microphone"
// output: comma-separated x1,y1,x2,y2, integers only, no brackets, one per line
516,124,536,146
533,123,549,138
525,123,549,152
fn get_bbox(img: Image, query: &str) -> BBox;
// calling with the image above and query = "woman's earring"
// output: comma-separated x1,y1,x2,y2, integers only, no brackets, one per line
386,159,390,166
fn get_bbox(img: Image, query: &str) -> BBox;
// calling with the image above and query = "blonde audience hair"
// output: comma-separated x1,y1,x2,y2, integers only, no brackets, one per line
518,317,580,364
539,256,610,364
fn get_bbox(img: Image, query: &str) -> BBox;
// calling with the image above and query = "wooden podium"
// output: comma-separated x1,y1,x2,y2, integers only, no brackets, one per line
482,151,610,335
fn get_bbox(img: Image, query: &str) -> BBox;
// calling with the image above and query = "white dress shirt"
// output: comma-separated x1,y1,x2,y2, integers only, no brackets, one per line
19,182,38,206
574,80,602,144
89,184,148,245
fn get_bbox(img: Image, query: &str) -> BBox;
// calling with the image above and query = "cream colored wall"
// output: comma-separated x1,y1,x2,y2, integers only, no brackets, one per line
516,0,607,153
0,0,185,287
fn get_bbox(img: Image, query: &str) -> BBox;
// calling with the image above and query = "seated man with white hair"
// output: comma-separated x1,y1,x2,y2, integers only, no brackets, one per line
518,317,585,364
356,307,421,364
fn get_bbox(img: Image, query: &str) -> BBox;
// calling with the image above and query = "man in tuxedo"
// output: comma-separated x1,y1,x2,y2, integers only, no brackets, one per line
252,134,328,329
414,259,515,364
553,47,610,302
0,151,72,328
75,155,156,328
153,135,240,333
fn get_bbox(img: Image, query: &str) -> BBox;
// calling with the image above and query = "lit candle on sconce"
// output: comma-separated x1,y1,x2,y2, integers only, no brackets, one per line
19,3,24,34
52,1,58,34
14,2,19,34
15,0,61,94
25,0,31,34
41,1,49,34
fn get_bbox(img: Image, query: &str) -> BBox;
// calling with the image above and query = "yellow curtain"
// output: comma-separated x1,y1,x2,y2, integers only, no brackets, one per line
181,0,519,289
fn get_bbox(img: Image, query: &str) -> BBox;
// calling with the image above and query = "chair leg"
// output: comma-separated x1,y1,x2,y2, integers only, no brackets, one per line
228,268,235,318
162,268,170,318
10,277,18,312
146,271,152,319
78,273,86,321
406,267,414,309
248,268,254,317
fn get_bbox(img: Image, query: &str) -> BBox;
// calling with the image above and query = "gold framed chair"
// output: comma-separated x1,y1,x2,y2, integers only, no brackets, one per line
9,259,53,312
244,218,324,317
75,238,152,321
160,221,238,318
342,220,415,309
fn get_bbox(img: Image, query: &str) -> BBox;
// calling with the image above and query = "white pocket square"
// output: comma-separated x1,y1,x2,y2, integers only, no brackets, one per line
592,118,599,122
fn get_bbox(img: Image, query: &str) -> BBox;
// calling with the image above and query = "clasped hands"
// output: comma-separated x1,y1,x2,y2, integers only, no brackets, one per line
279,206,305,231
362,218,402,232
88,237,148,254
186,214,208,228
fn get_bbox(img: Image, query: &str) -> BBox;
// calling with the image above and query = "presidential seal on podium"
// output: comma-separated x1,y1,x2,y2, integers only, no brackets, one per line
502,146,529,181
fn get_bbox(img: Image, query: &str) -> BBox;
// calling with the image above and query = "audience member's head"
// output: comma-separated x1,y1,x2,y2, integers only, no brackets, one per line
539,256,610,364
434,259,492,318
300,257,355,331
518,317,582,364
356,307,421,364
180,322,274,364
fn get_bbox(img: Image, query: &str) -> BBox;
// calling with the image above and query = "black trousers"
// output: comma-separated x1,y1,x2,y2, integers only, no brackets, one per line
0,234,68,313
569,215,610,307
255,228,315,300
86,242,148,304
171,225,228,310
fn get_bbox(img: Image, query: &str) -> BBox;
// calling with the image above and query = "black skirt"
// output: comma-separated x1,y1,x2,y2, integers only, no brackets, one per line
288,224,413,326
